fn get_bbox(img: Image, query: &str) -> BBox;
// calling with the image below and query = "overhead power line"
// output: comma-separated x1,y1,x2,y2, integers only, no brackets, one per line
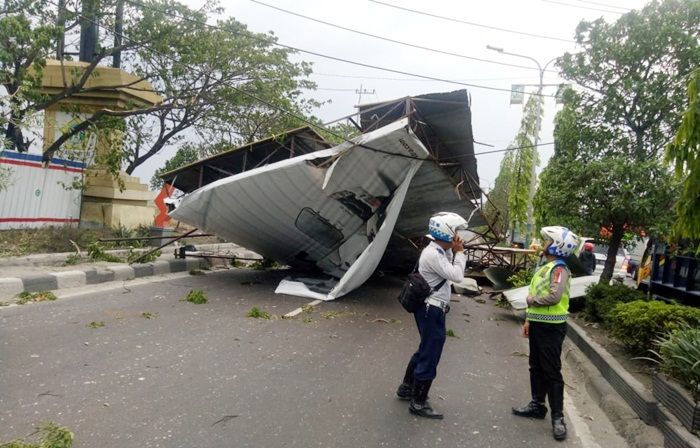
541,0,624,14
250,0,552,72
120,0,557,98
369,0,573,43
48,0,556,163
313,72,540,82
570,0,631,11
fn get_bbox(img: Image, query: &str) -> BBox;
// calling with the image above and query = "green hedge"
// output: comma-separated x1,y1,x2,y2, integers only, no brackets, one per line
608,300,700,354
655,326,700,401
584,283,647,323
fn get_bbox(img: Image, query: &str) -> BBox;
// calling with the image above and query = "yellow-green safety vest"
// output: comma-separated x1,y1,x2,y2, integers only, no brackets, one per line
526,260,570,324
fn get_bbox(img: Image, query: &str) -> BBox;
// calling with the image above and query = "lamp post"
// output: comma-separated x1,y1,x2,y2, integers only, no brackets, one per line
486,45,559,246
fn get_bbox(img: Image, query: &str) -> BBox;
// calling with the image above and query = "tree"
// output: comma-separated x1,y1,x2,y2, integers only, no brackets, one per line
149,144,198,190
1,0,317,181
507,94,543,238
535,0,698,283
483,148,514,236
665,68,700,240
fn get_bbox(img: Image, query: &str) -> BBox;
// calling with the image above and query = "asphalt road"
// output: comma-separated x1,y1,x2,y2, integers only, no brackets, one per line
1,268,624,447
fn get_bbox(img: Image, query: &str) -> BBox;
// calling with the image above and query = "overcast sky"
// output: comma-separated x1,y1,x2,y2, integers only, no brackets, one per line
132,0,650,192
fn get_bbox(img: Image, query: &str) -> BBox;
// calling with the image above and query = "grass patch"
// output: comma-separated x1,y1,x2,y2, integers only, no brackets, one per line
301,304,315,314
141,312,157,319
246,307,271,319
446,329,459,338
249,258,280,270
321,311,356,319
87,321,105,329
16,291,57,305
189,269,204,276
495,295,512,309
182,289,207,304
0,227,110,258
302,317,313,324
64,254,81,266
0,422,74,448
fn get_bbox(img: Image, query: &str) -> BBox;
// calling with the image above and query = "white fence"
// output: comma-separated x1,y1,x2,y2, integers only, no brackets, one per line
0,150,85,230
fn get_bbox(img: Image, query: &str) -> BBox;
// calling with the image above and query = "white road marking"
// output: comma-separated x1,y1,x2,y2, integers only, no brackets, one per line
284,300,322,318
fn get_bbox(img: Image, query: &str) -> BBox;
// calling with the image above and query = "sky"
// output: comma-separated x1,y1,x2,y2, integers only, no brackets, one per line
131,0,650,192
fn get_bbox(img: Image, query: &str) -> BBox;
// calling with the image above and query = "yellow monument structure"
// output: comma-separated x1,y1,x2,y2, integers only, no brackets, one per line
40,59,162,229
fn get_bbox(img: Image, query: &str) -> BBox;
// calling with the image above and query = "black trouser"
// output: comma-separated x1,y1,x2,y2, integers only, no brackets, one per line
528,321,566,418
407,304,446,382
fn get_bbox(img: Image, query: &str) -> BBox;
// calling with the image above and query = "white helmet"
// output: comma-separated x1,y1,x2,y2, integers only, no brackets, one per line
427,212,468,242
541,226,580,258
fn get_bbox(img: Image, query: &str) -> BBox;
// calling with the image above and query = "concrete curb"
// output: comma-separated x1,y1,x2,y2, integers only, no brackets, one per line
0,257,207,301
566,320,700,448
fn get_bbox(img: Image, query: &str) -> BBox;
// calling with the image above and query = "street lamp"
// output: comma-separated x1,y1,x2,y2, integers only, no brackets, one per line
486,45,559,245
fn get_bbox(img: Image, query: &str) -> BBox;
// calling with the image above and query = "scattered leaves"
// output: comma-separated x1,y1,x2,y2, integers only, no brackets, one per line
446,329,459,338
87,321,105,329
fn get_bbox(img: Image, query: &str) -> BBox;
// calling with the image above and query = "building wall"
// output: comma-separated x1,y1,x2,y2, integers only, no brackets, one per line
0,151,85,229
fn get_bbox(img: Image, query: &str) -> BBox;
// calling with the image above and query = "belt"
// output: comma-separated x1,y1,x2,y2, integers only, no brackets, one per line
426,297,449,312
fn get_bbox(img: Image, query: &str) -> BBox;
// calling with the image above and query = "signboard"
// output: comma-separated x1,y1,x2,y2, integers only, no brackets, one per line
510,84,525,105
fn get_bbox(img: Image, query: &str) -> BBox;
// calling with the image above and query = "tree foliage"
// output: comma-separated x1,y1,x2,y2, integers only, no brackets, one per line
665,68,700,239
149,144,198,190
507,93,543,237
0,0,318,183
483,148,513,236
535,0,697,283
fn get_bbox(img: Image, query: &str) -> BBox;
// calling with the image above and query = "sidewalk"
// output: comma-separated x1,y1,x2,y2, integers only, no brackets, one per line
0,243,261,301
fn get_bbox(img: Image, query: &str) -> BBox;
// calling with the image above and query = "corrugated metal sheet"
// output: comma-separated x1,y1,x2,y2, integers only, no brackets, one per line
0,151,85,229
170,119,428,279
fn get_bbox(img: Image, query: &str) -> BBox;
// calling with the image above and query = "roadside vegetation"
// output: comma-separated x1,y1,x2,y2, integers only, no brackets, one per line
578,282,700,401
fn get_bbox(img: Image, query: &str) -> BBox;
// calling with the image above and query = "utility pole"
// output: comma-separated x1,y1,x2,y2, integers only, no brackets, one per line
486,45,559,247
79,0,99,62
355,84,375,106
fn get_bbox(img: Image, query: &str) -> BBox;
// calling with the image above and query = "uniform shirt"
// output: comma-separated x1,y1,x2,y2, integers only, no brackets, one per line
526,265,570,307
418,241,467,306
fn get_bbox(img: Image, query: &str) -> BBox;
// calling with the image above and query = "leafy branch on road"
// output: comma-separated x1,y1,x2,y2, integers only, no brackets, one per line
246,306,271,319
182,289,207,304
15,291,57,305
0,422,73,448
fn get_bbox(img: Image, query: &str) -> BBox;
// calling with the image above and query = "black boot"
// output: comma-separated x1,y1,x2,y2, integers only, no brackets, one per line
548,381,566,440
552,415,567,441
409,379,443,419
512,400,548,419
396,361,415,400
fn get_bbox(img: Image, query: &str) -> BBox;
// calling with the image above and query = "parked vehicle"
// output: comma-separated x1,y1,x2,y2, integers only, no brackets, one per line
579,239,629,276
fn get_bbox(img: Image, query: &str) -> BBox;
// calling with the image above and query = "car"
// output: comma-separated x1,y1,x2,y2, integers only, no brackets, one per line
591,243,629,275
579,239,630,276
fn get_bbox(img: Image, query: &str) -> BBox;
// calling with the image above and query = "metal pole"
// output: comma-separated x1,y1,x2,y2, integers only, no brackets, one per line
130,228,199,264
113,0,124,68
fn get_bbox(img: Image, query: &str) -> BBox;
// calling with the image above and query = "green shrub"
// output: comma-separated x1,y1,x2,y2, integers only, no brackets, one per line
608,300,700,354
654,326,700,401
584,283,646,323
508,268,533,288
